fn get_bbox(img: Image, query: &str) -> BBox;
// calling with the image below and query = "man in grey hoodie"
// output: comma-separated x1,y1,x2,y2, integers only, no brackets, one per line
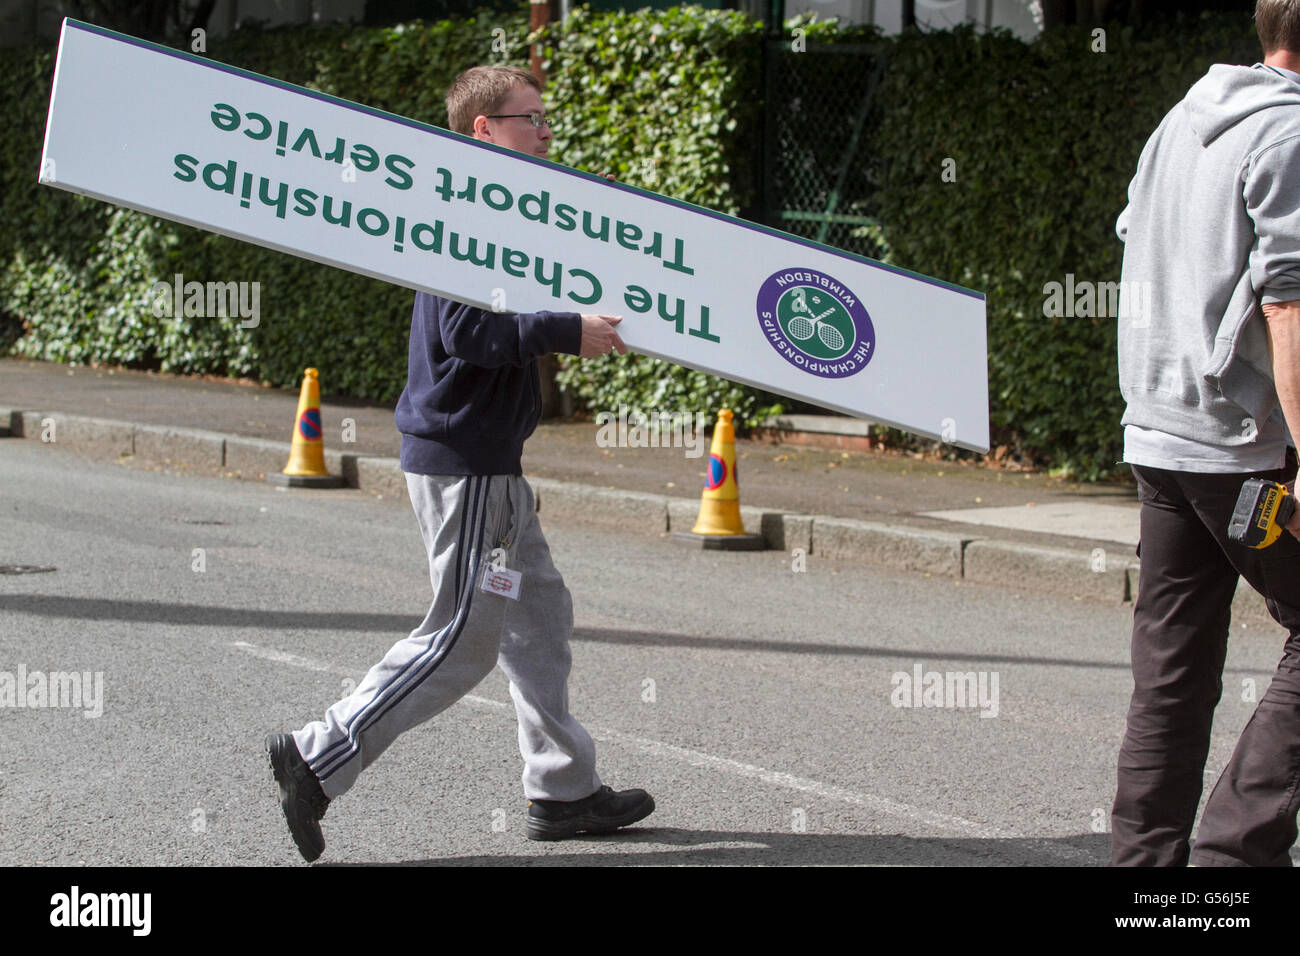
1111,0,1300,866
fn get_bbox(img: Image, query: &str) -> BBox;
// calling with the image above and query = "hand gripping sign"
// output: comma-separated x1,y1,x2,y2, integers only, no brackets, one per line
39,19,989,452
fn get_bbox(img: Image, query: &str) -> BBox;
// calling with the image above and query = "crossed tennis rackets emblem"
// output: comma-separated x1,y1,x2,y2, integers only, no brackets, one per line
784,287,849,354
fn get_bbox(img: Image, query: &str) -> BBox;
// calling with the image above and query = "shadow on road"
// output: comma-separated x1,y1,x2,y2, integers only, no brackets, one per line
572,626,1134,671
0,593,422,632
324,827,1111,867
0,594,1243,677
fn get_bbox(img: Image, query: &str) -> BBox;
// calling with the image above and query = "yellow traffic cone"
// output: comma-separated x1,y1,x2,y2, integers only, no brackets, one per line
268,368,344,488
675,409,764,550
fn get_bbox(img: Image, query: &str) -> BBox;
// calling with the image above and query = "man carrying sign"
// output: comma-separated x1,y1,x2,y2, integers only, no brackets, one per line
266,65,654,862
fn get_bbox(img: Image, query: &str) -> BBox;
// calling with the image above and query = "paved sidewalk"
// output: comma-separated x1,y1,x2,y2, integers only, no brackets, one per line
0,356,1273,620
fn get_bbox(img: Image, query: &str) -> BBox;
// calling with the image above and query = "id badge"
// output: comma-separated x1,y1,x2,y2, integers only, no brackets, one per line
480,564,522,600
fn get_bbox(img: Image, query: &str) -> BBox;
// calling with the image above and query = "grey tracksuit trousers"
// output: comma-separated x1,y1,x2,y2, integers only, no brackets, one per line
293,473,601,802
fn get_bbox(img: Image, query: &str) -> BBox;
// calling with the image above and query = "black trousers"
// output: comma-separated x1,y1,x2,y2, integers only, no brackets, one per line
1110,452,1300,866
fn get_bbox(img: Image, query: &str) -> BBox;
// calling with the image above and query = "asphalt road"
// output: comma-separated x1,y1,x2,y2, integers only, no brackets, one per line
0,439,1293,866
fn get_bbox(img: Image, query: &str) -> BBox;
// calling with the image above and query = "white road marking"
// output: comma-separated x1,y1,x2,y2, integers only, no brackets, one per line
231,640,339,673
232,640,1090,861
586,725,1006,837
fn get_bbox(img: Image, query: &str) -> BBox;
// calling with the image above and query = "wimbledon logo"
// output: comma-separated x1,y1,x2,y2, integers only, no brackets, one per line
756,268,876,379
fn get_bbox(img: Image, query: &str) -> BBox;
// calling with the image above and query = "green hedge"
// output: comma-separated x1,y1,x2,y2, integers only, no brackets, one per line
1,10,535,400
0,8,1272,475
875,15,1261,477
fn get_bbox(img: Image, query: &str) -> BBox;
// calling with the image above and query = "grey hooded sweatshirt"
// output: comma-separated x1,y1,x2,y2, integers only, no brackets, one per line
1117,63,1300,471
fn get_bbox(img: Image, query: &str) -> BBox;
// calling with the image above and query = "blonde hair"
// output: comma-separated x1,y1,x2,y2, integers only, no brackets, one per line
445,65,542,136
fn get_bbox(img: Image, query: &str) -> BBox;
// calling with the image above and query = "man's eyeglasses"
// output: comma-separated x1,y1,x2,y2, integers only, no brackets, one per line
485,111,554,129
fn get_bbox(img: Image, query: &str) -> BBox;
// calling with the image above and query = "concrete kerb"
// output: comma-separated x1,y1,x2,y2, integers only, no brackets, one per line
133,424,226,468
964,539,1134,603
529,477,668,534
765,513,813,554
1,406,1144,603
17,410,135,456
350,455,406,501
223,436,292,478
0,407,353,485
811,516,971,578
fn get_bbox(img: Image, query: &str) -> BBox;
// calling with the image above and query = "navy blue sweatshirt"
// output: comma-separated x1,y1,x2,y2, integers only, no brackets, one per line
394,292,583,476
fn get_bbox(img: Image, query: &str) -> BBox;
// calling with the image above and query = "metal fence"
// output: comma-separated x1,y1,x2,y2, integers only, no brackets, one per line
760,39,889,261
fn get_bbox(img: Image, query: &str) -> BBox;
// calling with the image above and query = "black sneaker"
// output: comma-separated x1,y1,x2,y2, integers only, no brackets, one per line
265,733,330,862
526,785,655,841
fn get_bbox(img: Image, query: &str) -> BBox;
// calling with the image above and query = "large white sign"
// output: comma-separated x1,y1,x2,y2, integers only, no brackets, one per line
40,18,989,451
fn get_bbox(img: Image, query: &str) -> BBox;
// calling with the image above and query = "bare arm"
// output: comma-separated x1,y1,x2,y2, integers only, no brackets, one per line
1263,301,1300,536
